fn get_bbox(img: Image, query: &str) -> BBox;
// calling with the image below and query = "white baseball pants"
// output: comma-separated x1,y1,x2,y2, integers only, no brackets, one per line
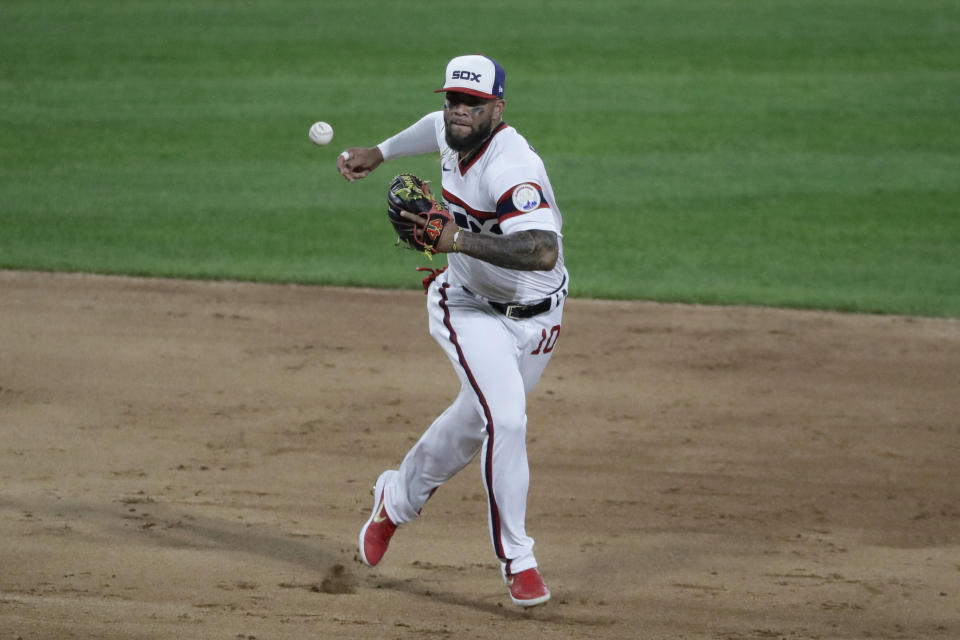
382,277,564,577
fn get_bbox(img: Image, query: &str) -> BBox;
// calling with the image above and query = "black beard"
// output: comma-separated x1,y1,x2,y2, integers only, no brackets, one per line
445,122,493,154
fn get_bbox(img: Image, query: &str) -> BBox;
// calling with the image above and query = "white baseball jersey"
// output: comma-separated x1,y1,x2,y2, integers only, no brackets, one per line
379,111,568,304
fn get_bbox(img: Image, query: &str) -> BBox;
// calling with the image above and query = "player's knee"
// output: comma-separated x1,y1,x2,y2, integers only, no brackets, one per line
489,410,527,439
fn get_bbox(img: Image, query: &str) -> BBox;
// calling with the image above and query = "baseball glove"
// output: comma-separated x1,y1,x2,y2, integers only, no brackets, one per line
387,173,455,257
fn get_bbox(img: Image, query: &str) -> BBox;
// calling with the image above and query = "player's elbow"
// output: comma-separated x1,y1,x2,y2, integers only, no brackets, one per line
536,232,559,270
539,245,558,270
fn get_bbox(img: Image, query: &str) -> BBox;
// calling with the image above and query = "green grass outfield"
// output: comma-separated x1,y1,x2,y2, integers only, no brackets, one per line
1,0,958,316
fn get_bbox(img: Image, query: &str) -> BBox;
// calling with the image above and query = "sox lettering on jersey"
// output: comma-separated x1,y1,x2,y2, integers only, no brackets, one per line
442,184,548,236
448,206,503,235
442,189,503,235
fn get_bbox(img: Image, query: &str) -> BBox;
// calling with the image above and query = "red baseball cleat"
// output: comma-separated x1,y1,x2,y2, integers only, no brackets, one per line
358,470,398,567
507,567,551,607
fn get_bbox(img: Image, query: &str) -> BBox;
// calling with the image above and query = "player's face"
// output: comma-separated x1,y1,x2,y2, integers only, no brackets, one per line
443,92,504,153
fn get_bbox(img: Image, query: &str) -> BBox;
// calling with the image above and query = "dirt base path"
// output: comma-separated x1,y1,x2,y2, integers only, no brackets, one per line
1,270,958,639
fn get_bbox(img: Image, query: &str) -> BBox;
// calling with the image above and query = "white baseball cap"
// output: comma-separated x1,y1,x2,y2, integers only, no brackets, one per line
435,54,506,100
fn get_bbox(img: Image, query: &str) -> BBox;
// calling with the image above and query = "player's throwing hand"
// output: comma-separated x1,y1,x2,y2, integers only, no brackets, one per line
337,147,384,182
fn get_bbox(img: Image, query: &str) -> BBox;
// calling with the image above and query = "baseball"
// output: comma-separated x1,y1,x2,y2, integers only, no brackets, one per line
309,121,334,146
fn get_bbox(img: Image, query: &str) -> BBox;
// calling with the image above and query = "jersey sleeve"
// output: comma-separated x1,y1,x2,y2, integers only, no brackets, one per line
489,171,558,234
377,112,443,160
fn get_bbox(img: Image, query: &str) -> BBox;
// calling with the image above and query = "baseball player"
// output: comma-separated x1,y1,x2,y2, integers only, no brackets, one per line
337,54,568,607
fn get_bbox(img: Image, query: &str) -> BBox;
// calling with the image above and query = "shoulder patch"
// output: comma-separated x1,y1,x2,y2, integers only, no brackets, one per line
511,183,541,213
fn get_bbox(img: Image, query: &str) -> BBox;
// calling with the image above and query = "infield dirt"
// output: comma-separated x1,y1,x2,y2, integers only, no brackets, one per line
1,270,958,639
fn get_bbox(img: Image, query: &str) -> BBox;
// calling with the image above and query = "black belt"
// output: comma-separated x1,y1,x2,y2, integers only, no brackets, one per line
463,276,567,320
488,298,553,319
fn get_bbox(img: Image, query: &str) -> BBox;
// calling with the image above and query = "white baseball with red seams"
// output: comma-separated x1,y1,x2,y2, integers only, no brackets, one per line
308,121,334,146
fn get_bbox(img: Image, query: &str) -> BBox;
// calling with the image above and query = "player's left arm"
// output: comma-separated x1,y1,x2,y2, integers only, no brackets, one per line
400,218,557,270
450,229,558,271
447,175,560,270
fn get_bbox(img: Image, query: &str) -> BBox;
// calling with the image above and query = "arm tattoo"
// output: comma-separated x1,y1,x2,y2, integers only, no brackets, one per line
457,229,559,271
